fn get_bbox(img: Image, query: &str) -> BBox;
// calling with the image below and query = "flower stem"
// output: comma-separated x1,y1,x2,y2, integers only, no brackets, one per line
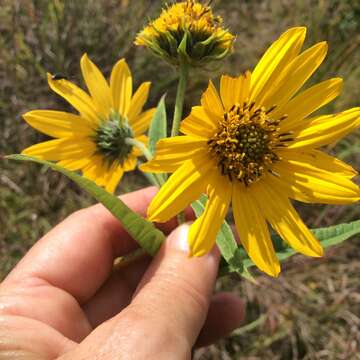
125,138,153,161
170,61,189,225
170,60,189,137
125,137,165,187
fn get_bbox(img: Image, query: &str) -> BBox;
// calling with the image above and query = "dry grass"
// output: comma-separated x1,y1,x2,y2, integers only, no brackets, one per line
0,0,359,358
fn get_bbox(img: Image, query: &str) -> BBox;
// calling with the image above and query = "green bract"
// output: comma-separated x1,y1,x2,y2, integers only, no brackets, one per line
135,0,234,67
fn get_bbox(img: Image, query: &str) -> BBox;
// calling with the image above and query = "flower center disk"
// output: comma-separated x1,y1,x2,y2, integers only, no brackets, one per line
94,111,134,166
208,102,291,185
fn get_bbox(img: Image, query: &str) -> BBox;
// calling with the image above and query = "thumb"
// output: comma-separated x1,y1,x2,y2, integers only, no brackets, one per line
130,223,220,346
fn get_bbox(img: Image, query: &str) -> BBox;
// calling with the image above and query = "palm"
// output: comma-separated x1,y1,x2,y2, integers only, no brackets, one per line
0,188,244,358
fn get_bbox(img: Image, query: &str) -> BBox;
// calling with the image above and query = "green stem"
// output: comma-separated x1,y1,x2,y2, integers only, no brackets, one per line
125,138,153,161
170,61,189,225
125,138,165,187
171,61,189,137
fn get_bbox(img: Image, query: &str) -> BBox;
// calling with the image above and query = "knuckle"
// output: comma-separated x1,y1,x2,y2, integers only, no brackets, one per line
155,262,209,312
109,307,192,358
162,271,208,312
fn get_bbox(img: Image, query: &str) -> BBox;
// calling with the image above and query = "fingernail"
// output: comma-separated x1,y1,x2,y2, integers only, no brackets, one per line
168,224,220,263
168,224,191,253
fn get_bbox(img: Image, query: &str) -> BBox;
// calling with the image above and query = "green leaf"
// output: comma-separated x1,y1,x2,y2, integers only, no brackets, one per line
148,94,167,154
177,31,191,63
192,195,246,274
240,220,360,271
312,220,360,246
146,94,168,186
7,154,165,255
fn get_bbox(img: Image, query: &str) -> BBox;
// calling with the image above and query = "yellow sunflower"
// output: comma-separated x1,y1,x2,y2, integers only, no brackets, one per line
135,0,234,66
142,27,360,276
22,54,155,193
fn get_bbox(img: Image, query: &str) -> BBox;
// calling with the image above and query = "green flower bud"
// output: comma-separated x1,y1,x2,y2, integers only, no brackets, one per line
135,0,235,67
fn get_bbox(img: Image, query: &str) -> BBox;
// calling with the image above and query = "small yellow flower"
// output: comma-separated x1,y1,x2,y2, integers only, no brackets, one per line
135,0,234,66
142,27,360,276
22,54,155,193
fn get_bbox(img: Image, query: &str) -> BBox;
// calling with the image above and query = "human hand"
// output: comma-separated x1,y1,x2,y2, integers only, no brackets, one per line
0,187,244,359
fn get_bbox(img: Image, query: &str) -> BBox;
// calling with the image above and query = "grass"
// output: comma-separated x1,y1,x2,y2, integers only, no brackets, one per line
0,0,359,358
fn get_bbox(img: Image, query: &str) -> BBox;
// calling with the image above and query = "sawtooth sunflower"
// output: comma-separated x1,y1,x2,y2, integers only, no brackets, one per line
22,54,155,193
142,27,360,276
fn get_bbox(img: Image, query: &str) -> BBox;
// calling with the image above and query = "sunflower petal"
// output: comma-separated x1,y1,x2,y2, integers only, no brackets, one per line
252,182,323,257
105,164,125,193
110,58,133,118
220,71,252,111
80,54,112,119
123,155,137,172
189,172,232,257
277,78,343,132
233,183,280,277
23,110,93,138
147,153,214,222
289,107,360,149
266,171,358,205
201,80,224,119
181,106,218,138
140,136,208,173
262,172,309,203
127,82,151,123
47,73,98,125
270,158,360,204
237,71,251,106
250,27,306,103
22,138,96,161
262,41,328,109
82,156,122,192
82,156,104,184
219,75,237,111
220,75,236,111
131,108,156,136
280,150,358,178
57,157,92,171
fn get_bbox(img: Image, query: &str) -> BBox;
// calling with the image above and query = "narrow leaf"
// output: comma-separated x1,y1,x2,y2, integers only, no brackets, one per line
215,219,360,278
146,94,168,185
177,31,191,63
240,220,360,271
148,94,167,154
312,220,360,246
7,154,165,255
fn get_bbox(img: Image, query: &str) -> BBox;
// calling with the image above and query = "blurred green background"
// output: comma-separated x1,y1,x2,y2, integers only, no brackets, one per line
0,0,359,358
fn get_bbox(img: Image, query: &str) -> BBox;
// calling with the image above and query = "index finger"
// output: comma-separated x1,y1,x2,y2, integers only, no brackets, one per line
3,186,190,303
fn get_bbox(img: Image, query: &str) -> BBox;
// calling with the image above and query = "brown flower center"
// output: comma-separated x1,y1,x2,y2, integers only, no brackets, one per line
208,102,291,185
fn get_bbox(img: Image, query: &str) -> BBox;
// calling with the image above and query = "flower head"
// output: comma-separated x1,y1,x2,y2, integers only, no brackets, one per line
22,54,155,193
142,27,360,276
135,0,234,67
